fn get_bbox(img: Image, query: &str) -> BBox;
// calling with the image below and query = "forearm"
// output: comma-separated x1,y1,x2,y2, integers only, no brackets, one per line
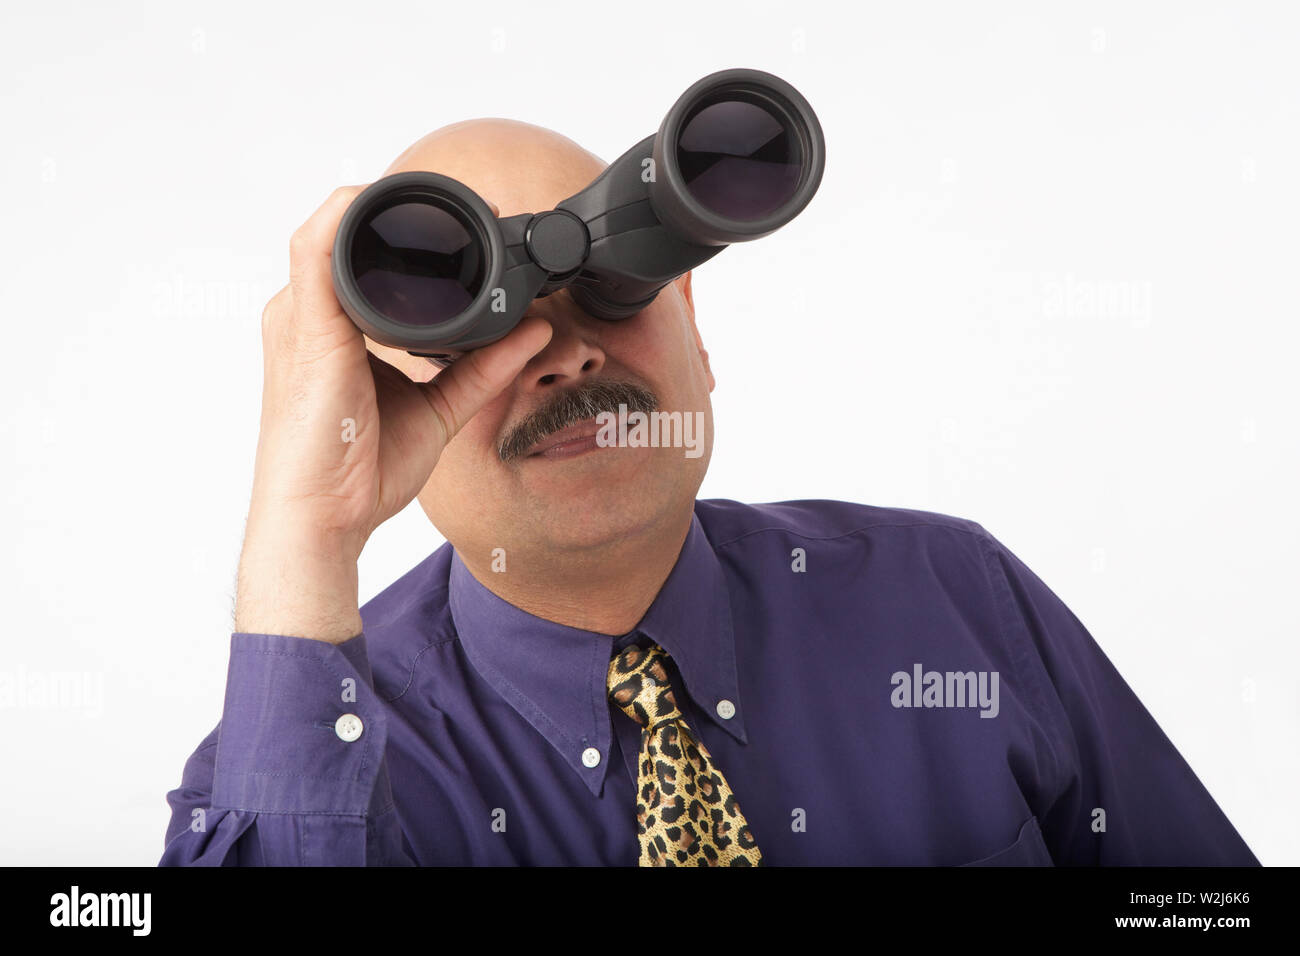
234,518,363,645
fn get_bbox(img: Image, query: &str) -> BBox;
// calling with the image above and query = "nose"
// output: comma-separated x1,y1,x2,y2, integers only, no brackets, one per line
525,299,607,390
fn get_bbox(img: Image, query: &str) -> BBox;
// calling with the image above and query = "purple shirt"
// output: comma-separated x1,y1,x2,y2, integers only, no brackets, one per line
160,498,1258,865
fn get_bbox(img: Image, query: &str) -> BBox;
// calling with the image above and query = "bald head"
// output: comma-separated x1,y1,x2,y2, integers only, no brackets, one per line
383,118,607,218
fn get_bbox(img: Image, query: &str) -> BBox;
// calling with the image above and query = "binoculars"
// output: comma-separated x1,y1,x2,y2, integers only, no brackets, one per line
331,68,825,365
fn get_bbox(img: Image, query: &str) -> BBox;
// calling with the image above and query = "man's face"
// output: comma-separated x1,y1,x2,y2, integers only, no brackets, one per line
366,120,715,563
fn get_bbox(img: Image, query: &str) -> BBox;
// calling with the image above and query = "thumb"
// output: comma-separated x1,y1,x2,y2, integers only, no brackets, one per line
416,316,552,445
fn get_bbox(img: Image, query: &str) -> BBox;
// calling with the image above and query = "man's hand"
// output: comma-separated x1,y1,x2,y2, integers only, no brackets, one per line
235,186,552,643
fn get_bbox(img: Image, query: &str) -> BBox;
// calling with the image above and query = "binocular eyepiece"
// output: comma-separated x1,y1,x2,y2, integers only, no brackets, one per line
331,68,824,364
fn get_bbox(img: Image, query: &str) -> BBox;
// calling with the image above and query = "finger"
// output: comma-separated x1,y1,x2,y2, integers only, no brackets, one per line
416,316,552,444
287,184,368,338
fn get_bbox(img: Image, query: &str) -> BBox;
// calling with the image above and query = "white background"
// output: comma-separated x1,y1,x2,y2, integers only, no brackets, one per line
1,0,1295,865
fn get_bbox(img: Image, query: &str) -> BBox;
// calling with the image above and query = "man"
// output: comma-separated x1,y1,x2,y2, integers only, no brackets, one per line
160,118,1258,866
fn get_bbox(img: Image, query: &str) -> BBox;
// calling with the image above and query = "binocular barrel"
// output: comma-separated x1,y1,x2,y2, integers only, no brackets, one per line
331,68,824,363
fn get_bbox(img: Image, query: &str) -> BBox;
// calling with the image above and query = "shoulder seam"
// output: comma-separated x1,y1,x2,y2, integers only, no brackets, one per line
971,530,1073,794
383,635,458,703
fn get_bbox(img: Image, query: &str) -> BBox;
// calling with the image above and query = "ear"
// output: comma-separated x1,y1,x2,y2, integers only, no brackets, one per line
678,272,714,393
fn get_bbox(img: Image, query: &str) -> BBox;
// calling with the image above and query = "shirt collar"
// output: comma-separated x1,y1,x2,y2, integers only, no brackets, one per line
447,507,747,797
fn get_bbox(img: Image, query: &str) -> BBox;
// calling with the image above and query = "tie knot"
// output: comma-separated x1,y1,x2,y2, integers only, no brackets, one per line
608,641,681,728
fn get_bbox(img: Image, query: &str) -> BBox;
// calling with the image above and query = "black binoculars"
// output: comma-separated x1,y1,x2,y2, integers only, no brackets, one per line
331,68,825,365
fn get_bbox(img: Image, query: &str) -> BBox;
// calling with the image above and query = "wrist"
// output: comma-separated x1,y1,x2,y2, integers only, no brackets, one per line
235,530,363,644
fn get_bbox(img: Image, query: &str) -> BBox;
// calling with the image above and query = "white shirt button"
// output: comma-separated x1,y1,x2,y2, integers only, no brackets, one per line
716,699,736,720
335,714,364,742
581,747,601,768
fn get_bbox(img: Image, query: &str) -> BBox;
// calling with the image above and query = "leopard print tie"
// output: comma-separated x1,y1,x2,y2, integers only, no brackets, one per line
607,641,762,866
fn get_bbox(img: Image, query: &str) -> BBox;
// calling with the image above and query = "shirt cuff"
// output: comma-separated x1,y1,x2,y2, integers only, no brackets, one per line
212,632,391,816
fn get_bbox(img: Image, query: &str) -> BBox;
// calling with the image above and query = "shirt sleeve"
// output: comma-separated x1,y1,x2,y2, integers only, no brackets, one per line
159,632,415,866
974,526,1259,865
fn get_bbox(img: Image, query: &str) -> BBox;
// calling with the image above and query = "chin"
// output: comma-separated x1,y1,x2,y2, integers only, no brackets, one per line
520,450,700,552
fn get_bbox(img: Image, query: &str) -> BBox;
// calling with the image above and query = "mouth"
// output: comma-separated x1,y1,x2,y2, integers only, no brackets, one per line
523,417,605,460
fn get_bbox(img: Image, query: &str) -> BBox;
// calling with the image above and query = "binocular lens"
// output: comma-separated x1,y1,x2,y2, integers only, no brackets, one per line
350,195,487,327
676,91,803,222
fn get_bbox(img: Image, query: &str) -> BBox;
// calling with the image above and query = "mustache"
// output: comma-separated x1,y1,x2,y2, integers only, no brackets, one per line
497,379,659,462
